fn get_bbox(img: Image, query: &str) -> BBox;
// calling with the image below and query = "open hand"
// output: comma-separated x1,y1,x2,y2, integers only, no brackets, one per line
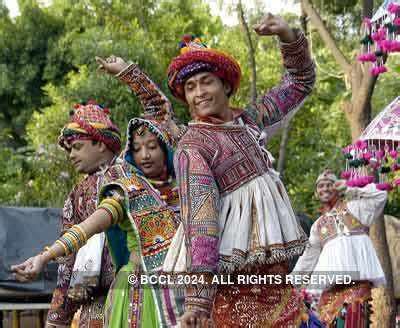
96,55,130,75
253,13,296,43
11,255,46,282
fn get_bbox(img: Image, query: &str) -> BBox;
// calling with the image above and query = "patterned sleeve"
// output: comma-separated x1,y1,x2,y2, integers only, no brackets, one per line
346,184,388,226
246,30,316,138
174,146,220,315
116,63,173,121
46,189,81,326
291,222,321,275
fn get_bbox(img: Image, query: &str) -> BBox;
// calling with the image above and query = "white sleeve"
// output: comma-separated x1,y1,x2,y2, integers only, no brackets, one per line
292,222,321,274
346,184,388,226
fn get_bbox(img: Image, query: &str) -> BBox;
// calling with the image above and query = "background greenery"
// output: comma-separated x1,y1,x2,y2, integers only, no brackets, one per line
0,0,399,218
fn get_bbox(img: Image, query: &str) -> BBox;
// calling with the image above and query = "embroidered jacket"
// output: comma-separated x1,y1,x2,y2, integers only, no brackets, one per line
174,32,315,313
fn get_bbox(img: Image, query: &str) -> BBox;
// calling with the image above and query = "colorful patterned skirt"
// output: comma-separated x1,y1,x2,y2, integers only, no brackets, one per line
212,263,307,328
104,262,158,328
318,281,372,328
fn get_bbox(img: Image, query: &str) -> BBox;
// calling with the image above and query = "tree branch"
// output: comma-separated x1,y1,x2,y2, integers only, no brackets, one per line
237,0,257,105
301,0,352,73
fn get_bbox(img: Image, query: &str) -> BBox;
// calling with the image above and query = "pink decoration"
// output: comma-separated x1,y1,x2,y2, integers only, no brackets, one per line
376,182,393,191
346,180,356,187
362,152,373,161
388,3,400,14
355,140,364,149
389,150,398,159
357,53,377,62
370,65,388,76
371,28,387,42
341,171,352,179
376,150,385,159
367,176,375,184
393,178,400,186
394,18,400,26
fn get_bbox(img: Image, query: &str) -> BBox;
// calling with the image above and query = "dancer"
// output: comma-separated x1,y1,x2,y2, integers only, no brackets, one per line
46,101,119,327
12,117,184,327
292,169,387,327
164,13,316,327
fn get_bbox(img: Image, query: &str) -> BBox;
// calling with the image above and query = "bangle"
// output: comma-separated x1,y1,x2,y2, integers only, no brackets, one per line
43,246,58,261
55,240,69,256
98,202,120,224
100,198,123,222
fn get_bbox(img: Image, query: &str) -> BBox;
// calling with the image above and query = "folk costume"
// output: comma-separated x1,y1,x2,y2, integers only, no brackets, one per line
292,170,387,327
98,118,183,327
47,102,120,327
164,32,316,327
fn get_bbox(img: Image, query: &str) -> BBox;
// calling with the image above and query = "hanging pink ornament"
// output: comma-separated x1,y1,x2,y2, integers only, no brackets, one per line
360,141,368,150
379,40,393,52
341,171,352,179
388,3,400,14
394,18,400,26
355,140,364,149
376,150,385,159
393,178,400,186
346,179,356,187
372,27,387,42
376,182,393,191
358,53,377,62
389,150,398,159
362,152,373,161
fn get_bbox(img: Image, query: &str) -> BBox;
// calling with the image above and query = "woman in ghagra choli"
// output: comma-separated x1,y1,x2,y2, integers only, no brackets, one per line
13,117,184,327
12,55,188,327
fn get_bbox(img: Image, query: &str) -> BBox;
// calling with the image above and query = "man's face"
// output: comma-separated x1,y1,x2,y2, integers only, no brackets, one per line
184,72,231,119
316,179,338,204
68,139,104,174
132,130,167,179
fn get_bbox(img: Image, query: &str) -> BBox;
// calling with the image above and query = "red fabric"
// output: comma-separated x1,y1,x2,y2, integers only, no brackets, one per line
318,281,371,326
167,48,241,103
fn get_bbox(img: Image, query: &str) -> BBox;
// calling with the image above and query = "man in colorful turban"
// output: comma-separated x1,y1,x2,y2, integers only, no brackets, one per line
46,101,120,328
293,169,387,327
164,13,316,327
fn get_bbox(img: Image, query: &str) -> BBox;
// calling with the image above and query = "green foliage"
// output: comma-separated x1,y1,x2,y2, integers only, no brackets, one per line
0,0,399,220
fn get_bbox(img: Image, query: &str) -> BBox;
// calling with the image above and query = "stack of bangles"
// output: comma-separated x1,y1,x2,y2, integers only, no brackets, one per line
98,196,124,225
54,225,88,256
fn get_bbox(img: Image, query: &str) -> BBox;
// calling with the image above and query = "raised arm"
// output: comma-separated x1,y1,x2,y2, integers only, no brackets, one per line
174,145,219,322
345,184,388,226
247,14,316,137
96,56,184,145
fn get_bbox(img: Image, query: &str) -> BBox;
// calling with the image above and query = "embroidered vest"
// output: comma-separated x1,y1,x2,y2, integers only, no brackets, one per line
316,202,369,247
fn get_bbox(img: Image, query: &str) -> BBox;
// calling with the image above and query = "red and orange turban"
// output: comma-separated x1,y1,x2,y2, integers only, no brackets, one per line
58,100,121,154
167,35,242,103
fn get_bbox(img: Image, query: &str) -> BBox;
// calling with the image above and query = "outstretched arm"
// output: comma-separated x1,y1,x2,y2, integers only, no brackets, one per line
11,196,123,282
248,14,316,138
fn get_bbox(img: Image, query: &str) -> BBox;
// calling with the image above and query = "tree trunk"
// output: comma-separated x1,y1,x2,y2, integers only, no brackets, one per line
300,0,396,325
277,119,291,179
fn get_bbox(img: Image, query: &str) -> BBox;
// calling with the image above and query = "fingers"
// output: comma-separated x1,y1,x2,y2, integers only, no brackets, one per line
96,56,107,72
